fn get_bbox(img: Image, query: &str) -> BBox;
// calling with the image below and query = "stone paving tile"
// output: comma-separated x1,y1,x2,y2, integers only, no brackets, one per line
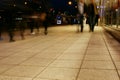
108,47,120,51
88,45,106,48
0,57,4,60
0,51,16,57
33,78,54,80
0,65,15,74
77,69,120,80
110,50,120,55
0,57,28,65
114,62,120,69
111,55,120,61
49,60,81,68
62,52,85,56
9,52,37,58
33,53,61,59
67,46,87,50
87,48,108,50
0,75,32,80
81,61,115,69
0,26,120,80
36,67,79,80
84,55,112,61
57,54,84,60
20,58,54,67
1,66,45,78
86,49,109,55
118,70,120,76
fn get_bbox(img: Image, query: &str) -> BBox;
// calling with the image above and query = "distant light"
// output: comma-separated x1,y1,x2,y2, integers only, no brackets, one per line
39,6,41,8
13,4,16,7
75,6,77,8
116,9,118,11
107,1,110,3
68,1,72,5
25,2,27,5
31,16,38,18
97,6,99,8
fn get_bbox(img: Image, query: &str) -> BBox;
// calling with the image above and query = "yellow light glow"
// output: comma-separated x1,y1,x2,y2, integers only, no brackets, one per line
68,1,72,5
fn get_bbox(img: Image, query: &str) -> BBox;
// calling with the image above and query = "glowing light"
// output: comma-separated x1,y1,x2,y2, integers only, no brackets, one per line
68,1,72,5
75,6,77,8
25,2,27,5
13,4,16,7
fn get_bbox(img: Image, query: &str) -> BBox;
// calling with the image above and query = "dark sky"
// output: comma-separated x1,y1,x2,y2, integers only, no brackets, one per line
50,0,69,10
0,0,77,14
51,0,76,14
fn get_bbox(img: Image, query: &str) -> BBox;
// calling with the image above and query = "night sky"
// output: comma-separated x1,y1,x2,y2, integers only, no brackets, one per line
50,0,77,14
51,0,68,9
0,0,78,15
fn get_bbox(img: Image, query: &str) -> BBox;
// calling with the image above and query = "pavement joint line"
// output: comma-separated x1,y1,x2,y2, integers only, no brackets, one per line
0,43,63,77
2,35,67,60
0,35,43,50
0,32,64,50
0,34,75,76
101,29,120,80
32,33,83,80
16,36,71,65
0,26,119,79
75,33,92,80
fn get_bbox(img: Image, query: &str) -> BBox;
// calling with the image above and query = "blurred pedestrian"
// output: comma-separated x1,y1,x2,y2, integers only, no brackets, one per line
5,12,16,42
43,13,50,35
77,0,87,32
28,18,35,35
117,0,120,27
87,0,98,32
40,12,50,35
0,16,3,40
18,18,26,40
95,14,99,26
34,19,40,34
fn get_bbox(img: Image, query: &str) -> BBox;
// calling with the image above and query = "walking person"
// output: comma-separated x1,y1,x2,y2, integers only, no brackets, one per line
28,18,35,35
0,16,3,40
40,12,50,35
95,14,99,26
5,12,16,42
87,0,98,32
43,12,50,35
77,0,87,32
18,18,26,40
117,0,120,27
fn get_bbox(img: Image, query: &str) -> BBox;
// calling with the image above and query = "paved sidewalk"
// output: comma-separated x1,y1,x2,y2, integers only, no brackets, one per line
0,25,120,80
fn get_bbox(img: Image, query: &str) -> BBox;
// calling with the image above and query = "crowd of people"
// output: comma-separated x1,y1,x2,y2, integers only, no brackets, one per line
2,0,119,42
0,12,50,42
0,0,99,42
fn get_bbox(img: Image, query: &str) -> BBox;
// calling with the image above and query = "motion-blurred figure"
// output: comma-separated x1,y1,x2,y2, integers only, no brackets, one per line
87,0,98,32
117,0,120,27
5,12,16,42
77,0,87,32
0,16,3,40
18,18,26,40
28,18,35,35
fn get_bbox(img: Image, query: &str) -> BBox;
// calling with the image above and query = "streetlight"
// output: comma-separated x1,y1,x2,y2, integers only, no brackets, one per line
68,1,72,5
13,4,16,7
25,2,27,5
